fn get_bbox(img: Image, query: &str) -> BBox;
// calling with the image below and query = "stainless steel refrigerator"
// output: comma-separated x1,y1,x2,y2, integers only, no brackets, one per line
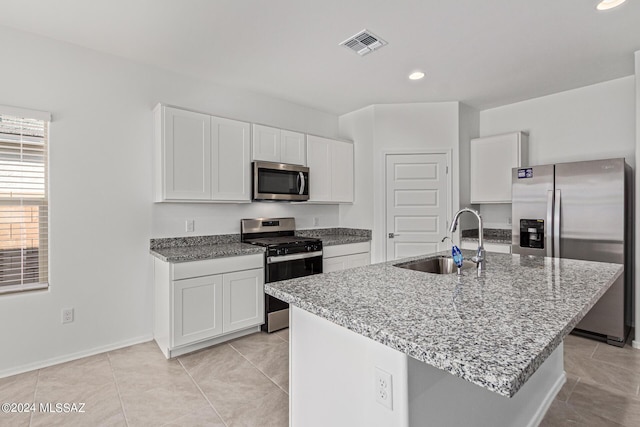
512,158,631,346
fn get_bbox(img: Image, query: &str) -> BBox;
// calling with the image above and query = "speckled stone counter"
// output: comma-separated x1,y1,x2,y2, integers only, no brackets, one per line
150,235,264,263
266,251,622,397
462,228,512,245
296,227,371,246
150,243,264,263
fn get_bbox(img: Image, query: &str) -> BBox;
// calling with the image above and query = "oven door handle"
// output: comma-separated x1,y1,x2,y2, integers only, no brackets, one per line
267,250,323,264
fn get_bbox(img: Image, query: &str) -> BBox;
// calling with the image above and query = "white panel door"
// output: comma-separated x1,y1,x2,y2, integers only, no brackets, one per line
252,124,280,162
386,153,448,261
331,140,354,203
172,275,223,347
211,116,251,201
163,107,211,200
223,268,264,333
280,130,306,165
306,135,332,202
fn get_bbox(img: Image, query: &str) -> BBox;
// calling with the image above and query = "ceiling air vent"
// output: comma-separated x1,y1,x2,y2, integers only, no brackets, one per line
339,29,387,56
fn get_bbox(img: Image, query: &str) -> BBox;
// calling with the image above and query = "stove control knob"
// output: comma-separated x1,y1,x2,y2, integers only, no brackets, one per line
283,248,289,255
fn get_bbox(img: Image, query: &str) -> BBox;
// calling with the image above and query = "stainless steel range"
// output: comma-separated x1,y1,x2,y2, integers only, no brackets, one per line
241,217,323,332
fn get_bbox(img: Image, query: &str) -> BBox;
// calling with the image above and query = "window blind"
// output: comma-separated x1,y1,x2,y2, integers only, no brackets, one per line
0,112,49,294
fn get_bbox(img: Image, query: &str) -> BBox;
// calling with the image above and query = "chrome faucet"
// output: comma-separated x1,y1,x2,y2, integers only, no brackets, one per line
449,208,485,274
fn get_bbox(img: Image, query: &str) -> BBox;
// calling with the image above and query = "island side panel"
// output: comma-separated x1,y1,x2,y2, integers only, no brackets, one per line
290,306,410,427
407,343,565,427
290,306,566,427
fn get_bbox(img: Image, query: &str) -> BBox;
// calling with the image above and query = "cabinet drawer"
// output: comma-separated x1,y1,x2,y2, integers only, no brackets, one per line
323,241,370,258
173,254,264,280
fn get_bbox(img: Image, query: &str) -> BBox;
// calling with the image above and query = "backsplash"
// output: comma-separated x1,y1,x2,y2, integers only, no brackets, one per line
150,234,240,250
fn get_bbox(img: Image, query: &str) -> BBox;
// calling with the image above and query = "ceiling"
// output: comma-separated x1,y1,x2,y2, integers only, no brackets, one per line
1,0,639,115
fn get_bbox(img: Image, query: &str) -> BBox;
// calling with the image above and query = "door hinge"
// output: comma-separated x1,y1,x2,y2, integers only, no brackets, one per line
446,166,449,174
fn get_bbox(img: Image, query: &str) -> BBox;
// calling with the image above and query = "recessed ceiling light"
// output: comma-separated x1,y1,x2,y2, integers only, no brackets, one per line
409,71,425,80
596,0,626,10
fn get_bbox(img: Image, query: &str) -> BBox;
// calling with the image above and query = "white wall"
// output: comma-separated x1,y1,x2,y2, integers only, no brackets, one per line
0,26,340,376
338,106,375,230
478,76,636,227
340,102,461,262
458,103,480,230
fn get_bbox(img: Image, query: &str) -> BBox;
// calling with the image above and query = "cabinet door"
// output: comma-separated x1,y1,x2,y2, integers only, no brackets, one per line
280,130,306,165
323,256,348,273
252,124,280,162
470,132,523,203
223,268,264,333
346,252,370,268
163,107,212,200
211,116,251,201
331,140,354,203
306,135,333,202
173,275,223,347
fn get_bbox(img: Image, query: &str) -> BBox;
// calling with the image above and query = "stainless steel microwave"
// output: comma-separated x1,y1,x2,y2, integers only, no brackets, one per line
252,161,309,201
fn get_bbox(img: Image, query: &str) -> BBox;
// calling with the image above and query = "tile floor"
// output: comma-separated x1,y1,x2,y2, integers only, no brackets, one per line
0,328,289,427
1,329,639,426
540,332,640,427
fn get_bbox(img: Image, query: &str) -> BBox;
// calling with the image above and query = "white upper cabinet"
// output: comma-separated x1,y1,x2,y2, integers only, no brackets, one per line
280,129,306,165
154,104,251,203
159,106,212,201
252,124,280,163
211,116,251,201
252,124,306,165
306,135,332,201
331,140,354,203
306,135,354,203
470,132,528,203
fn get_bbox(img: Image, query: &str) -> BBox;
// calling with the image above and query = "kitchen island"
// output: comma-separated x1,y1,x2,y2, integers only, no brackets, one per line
266,251,623,427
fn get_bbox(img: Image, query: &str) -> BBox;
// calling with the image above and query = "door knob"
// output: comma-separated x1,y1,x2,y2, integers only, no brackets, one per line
388,233,395,238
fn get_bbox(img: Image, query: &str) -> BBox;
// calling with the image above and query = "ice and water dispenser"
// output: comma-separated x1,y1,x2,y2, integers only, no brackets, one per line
519,219,544,249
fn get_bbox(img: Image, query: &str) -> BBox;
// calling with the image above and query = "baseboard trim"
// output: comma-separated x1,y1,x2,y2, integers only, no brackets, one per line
0,334,153,379
525,371,566,427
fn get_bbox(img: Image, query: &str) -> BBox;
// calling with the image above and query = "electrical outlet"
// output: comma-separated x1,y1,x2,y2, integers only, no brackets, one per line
186,219,195,232
313,217,320,226
62,308,74,324
374,367,393,410
507,216,512,226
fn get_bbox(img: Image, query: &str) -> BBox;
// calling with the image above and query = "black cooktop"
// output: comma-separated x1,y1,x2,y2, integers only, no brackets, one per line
244,236,321,248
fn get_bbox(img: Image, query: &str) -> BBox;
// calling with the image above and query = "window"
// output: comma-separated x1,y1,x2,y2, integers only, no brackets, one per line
0,106,50,294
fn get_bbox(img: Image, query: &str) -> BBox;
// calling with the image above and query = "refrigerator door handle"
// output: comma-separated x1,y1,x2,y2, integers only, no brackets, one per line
553,189,561,258
546,190,554,257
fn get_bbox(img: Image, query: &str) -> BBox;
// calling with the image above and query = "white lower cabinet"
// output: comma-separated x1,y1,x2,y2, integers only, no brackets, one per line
173,275,223,347
323,241,371,273
223,269,264,333
154,253,264,358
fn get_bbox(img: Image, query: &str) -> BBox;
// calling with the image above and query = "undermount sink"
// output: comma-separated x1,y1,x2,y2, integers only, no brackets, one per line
394,255,474,274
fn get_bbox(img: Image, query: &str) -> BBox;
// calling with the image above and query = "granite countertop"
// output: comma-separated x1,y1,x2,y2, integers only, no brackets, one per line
315,234,371,246
296,228,371,246
150,242,264,263
462,236,512,245
462,228,512,245
149,227,371,263
265,251,622,397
